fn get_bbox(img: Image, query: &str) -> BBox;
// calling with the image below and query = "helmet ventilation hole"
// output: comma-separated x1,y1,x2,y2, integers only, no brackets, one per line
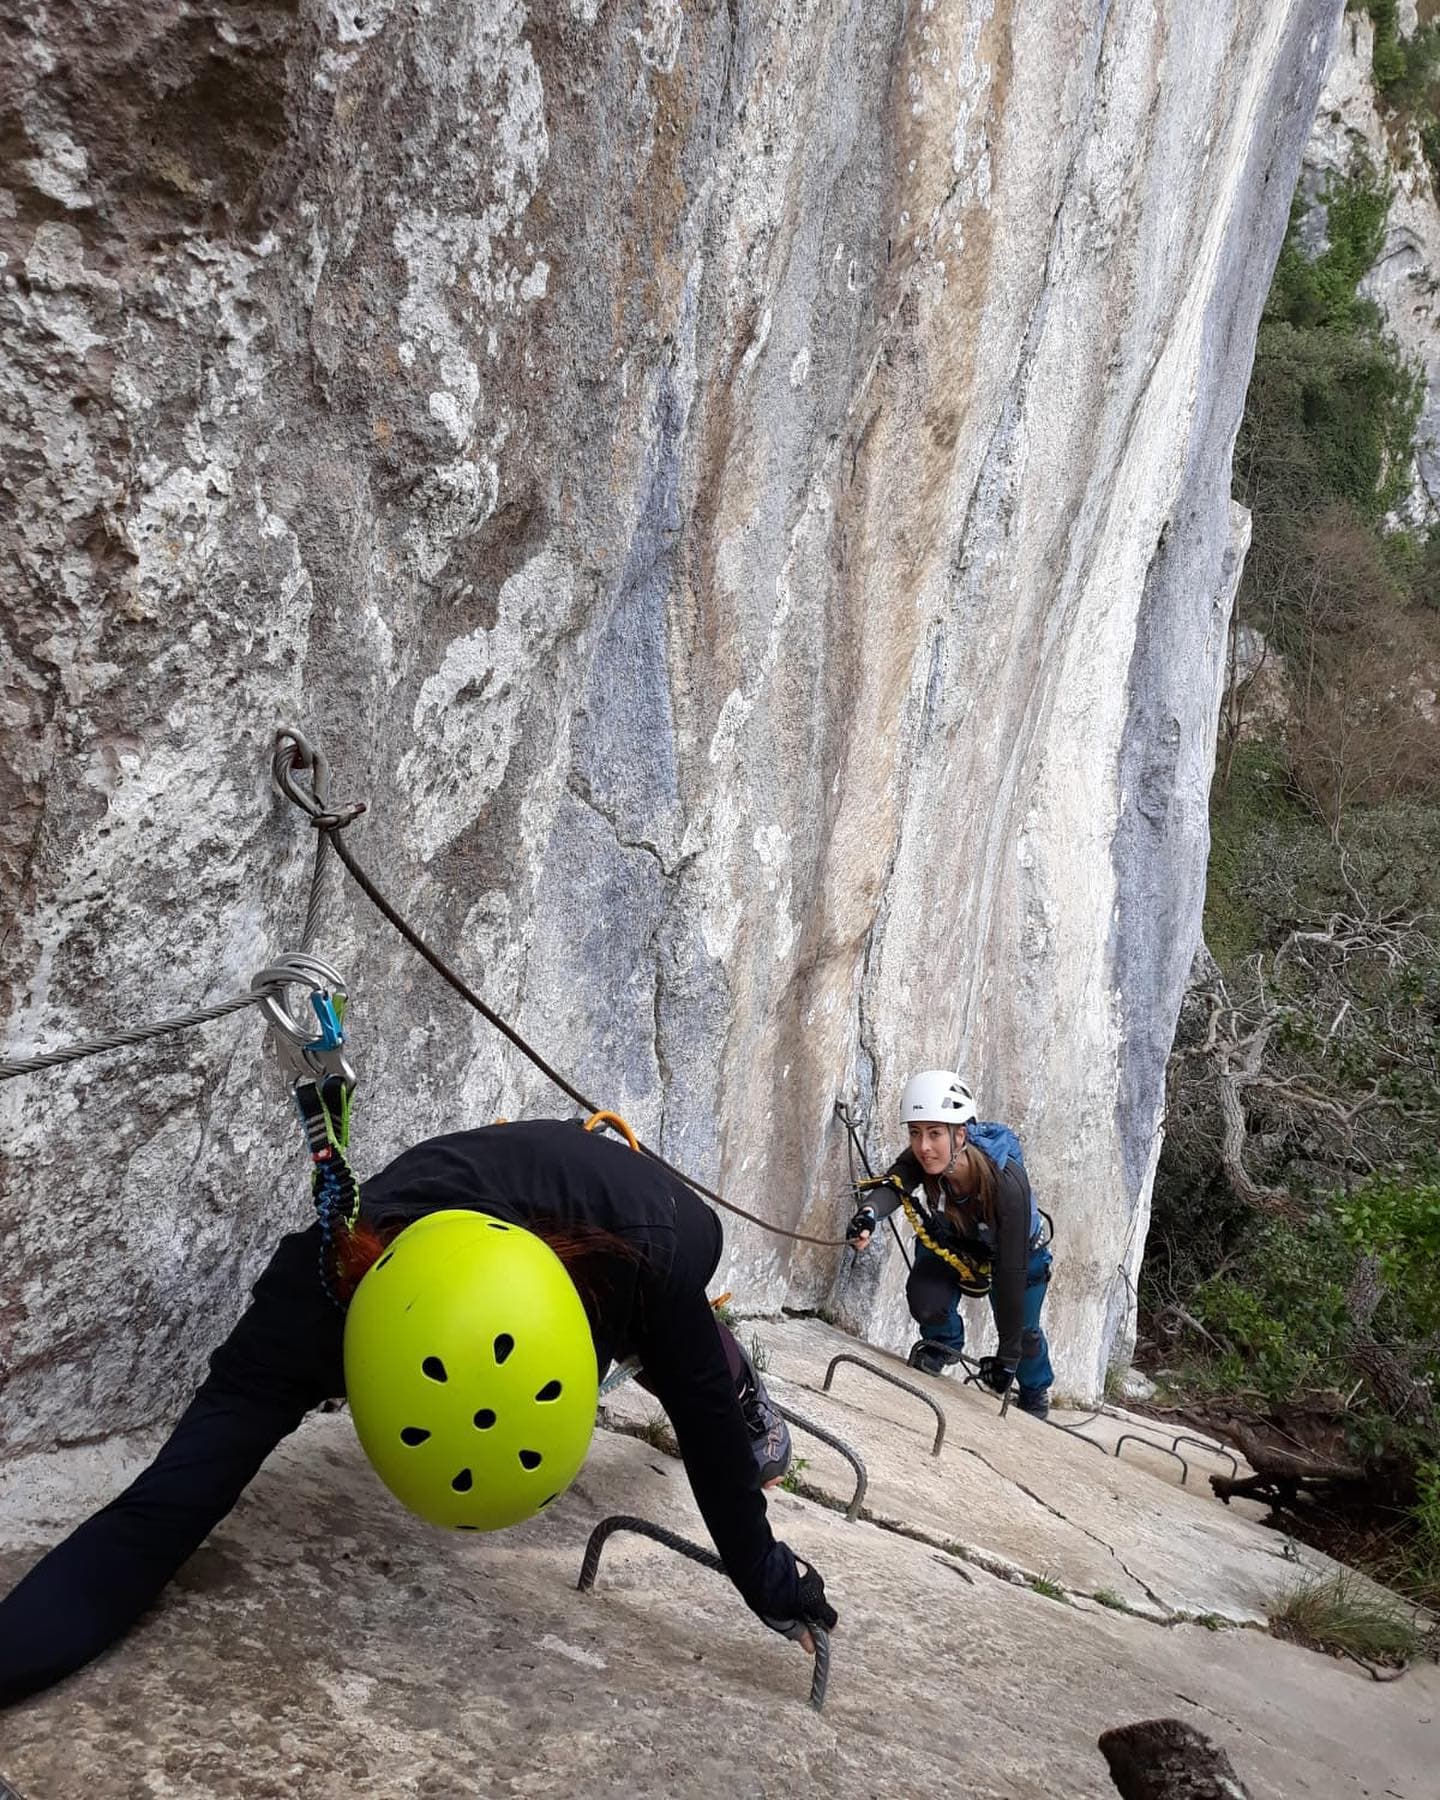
535,1380,562,1402
452,1468,474,1493
486,1221,511,1231
518,1449,543,1470
422,1356,448,1382
473,1408,497,1429
458,1525,479,1532
493,1333,514,1364
400,1426,431,1447
376,1251,394,1270
539,1493,559,1509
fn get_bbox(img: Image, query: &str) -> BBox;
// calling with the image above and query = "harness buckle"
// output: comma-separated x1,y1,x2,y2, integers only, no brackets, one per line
250,952,356,1092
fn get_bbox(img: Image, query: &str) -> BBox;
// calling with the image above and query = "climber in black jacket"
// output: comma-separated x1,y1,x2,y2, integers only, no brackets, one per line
0,1118,835,1707
847,1070,1054,1415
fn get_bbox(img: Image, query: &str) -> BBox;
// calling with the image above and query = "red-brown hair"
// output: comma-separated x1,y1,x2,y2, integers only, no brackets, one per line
331,1214,638,1305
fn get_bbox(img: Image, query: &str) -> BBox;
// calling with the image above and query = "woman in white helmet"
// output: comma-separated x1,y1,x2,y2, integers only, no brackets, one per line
845,1070,1054,1416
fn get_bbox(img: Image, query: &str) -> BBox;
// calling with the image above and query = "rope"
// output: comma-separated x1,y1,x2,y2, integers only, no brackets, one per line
834,1098,912,1270
0,737,345,1085
0,988,277,1081
272,729,851,1251
895,1190,991,1295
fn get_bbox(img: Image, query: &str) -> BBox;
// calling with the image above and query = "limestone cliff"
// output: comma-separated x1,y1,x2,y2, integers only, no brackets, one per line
1,0,1341,1450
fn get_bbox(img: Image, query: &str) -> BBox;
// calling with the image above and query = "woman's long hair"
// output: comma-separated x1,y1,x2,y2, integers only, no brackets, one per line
927,1140,998,1229
332,1213,639,1306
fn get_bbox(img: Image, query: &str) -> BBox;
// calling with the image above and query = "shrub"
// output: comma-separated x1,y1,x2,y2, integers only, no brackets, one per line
1269,1568,1423,1663
1339,1172,1440,1337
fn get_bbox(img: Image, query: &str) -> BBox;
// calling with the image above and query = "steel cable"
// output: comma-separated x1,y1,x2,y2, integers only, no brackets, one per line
272,729,851,1250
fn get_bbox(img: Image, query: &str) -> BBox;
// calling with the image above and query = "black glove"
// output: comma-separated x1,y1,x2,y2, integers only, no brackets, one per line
976,1355,1015,1394
760,1558,838,1642
846,1205,878,1244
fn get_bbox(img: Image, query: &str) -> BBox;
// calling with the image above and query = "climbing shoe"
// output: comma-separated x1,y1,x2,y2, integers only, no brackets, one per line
736,1345,792,1487
907,1340,965,1377
1017,1387,1050,1421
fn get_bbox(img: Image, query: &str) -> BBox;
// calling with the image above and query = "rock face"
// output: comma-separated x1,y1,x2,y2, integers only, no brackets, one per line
1303,7,1440,520
1,0,1340,1452
3,1318,1436,1799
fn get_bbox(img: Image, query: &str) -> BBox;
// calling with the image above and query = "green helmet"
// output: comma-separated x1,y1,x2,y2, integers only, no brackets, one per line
343,1209,598,1530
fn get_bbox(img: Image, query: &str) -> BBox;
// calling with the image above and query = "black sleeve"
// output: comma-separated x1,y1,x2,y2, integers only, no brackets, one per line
632,1282,800,1620
990,1167,1033,1367
0,1226,343,1708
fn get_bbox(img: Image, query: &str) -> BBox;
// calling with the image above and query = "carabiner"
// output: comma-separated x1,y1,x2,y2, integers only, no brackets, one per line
251,952,356,1090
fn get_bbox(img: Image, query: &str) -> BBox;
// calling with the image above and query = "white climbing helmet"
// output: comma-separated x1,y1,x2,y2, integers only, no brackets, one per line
899,1069,977,1127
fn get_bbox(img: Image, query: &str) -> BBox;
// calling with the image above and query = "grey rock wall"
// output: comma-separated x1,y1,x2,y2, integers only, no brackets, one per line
1,0,1341,1452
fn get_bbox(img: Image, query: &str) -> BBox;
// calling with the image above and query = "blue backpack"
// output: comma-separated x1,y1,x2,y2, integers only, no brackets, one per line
968,1121,1043,1241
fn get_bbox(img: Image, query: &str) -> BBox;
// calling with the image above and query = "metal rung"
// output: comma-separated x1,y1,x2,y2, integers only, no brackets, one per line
1114,1434,1190,1484
576,1514,830,1711
775,1403,869,1521
1171,1434,1239,1478
1043,1418,1112,1457
822,1353,947,1456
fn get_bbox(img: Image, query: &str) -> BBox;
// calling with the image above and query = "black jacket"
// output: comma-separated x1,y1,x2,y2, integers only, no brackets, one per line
874,1146,1035,1365
0,1119,799,1708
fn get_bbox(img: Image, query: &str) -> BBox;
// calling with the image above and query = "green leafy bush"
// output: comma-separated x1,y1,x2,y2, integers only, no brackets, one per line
1191,1215,1355,1405
1146,18,1440,1610
1340,1172,1440,1336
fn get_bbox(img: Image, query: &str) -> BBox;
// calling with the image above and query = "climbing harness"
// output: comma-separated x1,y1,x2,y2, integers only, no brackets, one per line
852,1172,992,1296
251,951,360,1305
895,1190,992,1295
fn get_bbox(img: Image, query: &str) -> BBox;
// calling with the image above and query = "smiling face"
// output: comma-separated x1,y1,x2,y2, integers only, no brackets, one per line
907,1120,962,1178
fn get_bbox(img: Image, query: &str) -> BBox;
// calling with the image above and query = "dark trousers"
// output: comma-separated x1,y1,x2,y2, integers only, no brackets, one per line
0,1229,344,1709
906,1242,1055,1397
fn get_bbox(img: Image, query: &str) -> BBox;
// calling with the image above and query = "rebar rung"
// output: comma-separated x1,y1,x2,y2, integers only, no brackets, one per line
775,1403,868,1521
821,1353,947,1456
575,1514,830,1710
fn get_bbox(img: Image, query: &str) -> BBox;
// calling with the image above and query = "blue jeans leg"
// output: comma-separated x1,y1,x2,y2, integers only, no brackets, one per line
1012,1246,1054,1399
905,1242,967,1354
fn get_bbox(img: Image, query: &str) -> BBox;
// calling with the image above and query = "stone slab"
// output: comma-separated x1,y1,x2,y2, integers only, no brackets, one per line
2,1404,1436,1800
705,1316,1402,1626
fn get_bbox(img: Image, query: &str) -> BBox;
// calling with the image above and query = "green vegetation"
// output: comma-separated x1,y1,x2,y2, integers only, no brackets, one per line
1225,153,1433,843
1405,1462,1440,1597
1269,1569,1424,1664
1028,1574,1068,1603
778,1455,810,1495
1145,130,1440,1620
1092,1588,1132,1612
637,1410,679,1455
1357,2,1440,184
